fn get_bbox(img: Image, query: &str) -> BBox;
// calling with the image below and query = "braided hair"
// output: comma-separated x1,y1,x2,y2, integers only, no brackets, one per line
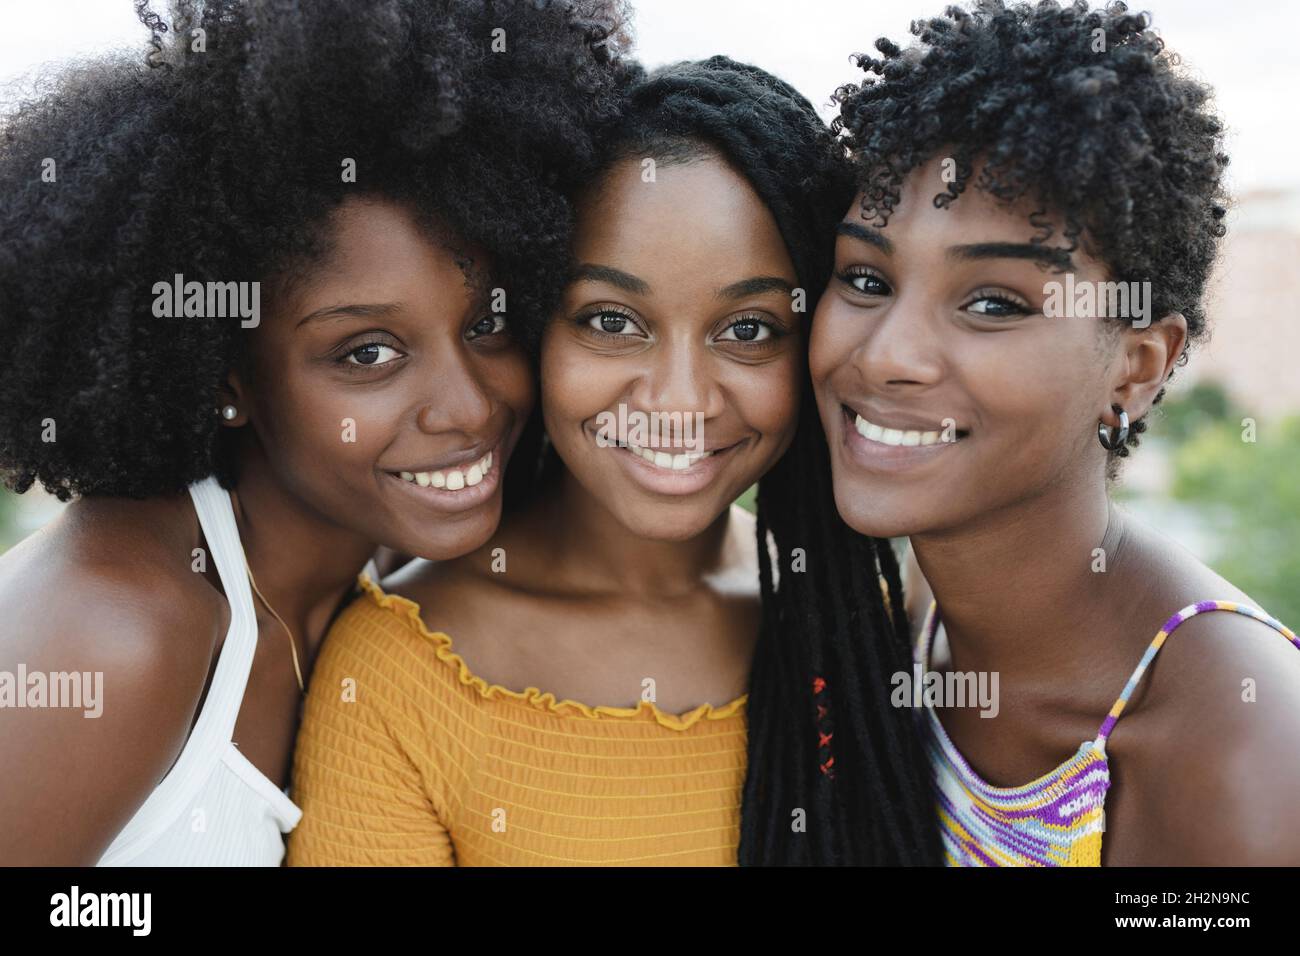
535,56,943,865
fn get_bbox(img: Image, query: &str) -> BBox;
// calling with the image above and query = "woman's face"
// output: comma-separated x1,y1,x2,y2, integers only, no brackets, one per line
541,151,802,541
231,196,534,558
810,155,1185,539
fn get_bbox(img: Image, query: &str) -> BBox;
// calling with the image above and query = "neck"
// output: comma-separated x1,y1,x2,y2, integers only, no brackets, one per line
912,470,1130,680
536,467,733,598
225,445,378,653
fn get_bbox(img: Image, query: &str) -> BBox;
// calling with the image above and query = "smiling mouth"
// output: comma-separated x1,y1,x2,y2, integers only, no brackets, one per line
622,441,714,472
844,406,969,446
391,448,494,491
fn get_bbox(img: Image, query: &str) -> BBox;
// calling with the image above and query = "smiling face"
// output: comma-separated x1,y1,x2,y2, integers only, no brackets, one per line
810,155,1186,539
229,195,534,559
540,149,802,541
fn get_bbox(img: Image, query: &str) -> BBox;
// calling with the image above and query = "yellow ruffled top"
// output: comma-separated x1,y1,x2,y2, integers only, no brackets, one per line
287,576,749,866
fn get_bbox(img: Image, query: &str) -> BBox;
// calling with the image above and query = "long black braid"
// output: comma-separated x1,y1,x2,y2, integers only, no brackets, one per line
540,56,943,865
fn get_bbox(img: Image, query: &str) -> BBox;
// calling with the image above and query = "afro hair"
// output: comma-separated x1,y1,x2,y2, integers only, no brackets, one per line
0,0,634,500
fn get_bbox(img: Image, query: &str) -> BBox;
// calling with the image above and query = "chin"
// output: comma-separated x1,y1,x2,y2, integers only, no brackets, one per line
615,501,721,544
402,503,503,561
830,483,912,540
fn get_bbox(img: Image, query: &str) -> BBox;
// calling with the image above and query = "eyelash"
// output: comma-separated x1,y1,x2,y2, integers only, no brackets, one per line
577,308,783,348
715,313,783,348
838,267,891,296
467,313,510,339
838,269,1032,319
962,287,1032,318
336,336,406,371
577,307,644,342
334,315,510,372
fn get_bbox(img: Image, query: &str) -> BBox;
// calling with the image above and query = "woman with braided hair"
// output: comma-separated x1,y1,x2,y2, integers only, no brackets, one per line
814,0,1300,865
287,55,942,866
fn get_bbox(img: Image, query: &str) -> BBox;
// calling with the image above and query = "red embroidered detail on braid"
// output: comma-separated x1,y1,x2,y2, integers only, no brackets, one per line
813,675,835,779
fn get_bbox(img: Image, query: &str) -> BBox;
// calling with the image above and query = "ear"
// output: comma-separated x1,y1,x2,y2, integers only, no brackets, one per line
1106,312,1188,426
216,369,251,428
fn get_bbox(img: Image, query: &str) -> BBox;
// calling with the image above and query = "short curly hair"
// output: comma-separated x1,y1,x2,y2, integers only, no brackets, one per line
832,0,1231,464
0,0,632,501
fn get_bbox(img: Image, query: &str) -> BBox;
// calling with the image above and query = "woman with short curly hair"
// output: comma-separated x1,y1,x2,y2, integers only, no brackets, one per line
0,0,629,865
811,0,1300,865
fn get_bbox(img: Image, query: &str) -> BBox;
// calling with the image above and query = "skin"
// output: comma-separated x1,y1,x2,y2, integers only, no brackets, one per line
391,149,801,716
811,155,1300,865
0,196,533,864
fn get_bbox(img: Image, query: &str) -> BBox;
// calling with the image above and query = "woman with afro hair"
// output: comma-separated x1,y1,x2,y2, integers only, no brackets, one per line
812,0,1300,864
0,0,630,865
286,55,943,866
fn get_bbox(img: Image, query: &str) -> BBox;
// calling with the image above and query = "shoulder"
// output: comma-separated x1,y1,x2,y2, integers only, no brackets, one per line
1120,636,1300,864
1109,553,1300,863
0,494,223,707
0,496,225,862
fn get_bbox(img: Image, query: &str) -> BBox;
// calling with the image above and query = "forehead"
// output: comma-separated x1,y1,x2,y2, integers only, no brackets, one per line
848,154,1070,250
573,154,795,282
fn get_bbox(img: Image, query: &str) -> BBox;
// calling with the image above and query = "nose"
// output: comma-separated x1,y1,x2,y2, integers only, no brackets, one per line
627,332,724,428
415,348,495,437
852,291,944,391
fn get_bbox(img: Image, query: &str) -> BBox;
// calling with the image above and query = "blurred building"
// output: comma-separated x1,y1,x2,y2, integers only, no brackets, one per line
1186,188,1300,419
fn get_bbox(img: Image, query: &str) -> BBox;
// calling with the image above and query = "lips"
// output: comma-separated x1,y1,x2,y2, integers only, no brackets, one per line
836,403,967,473
396,449,493,491
843,404,969,444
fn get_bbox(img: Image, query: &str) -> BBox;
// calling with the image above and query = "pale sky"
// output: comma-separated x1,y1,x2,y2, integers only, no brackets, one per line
1,0,1296,193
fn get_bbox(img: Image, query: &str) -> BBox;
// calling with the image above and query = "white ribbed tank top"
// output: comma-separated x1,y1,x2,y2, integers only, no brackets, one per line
96,476,302,866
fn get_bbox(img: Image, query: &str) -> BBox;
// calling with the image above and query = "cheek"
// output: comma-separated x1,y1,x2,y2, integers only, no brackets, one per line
485,348,536,424
731,353,802,447
539,334,616,433
960,333,1105,469
278,380,395,482
808,296,850,392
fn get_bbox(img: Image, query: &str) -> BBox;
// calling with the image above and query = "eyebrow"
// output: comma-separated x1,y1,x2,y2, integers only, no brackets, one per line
296,302,402,328
949,242,1073,270
836,221,894,254
717,276,796,299
837,222,1074,270
571,264,650,296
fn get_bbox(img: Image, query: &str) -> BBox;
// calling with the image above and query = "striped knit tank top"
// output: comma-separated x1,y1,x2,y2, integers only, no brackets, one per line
916,599,1299,867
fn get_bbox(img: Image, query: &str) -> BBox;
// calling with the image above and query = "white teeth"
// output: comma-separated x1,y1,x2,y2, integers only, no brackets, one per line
854,414,951,447
398,450,494,490
623,441,713,471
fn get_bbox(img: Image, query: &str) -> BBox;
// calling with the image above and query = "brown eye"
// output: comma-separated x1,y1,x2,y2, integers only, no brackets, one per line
840,269,891,295
468,314,507,338
346,343,400,366
582,309,643,337
716,318,772,343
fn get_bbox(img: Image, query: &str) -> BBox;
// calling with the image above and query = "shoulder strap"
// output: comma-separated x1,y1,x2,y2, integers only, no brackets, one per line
1095,601,1299,747
186,475,260,745
97,477,261,862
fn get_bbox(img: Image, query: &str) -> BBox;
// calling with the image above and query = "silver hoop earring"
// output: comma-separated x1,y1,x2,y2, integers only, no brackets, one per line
1097,404,1129,450
220,405,238,421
